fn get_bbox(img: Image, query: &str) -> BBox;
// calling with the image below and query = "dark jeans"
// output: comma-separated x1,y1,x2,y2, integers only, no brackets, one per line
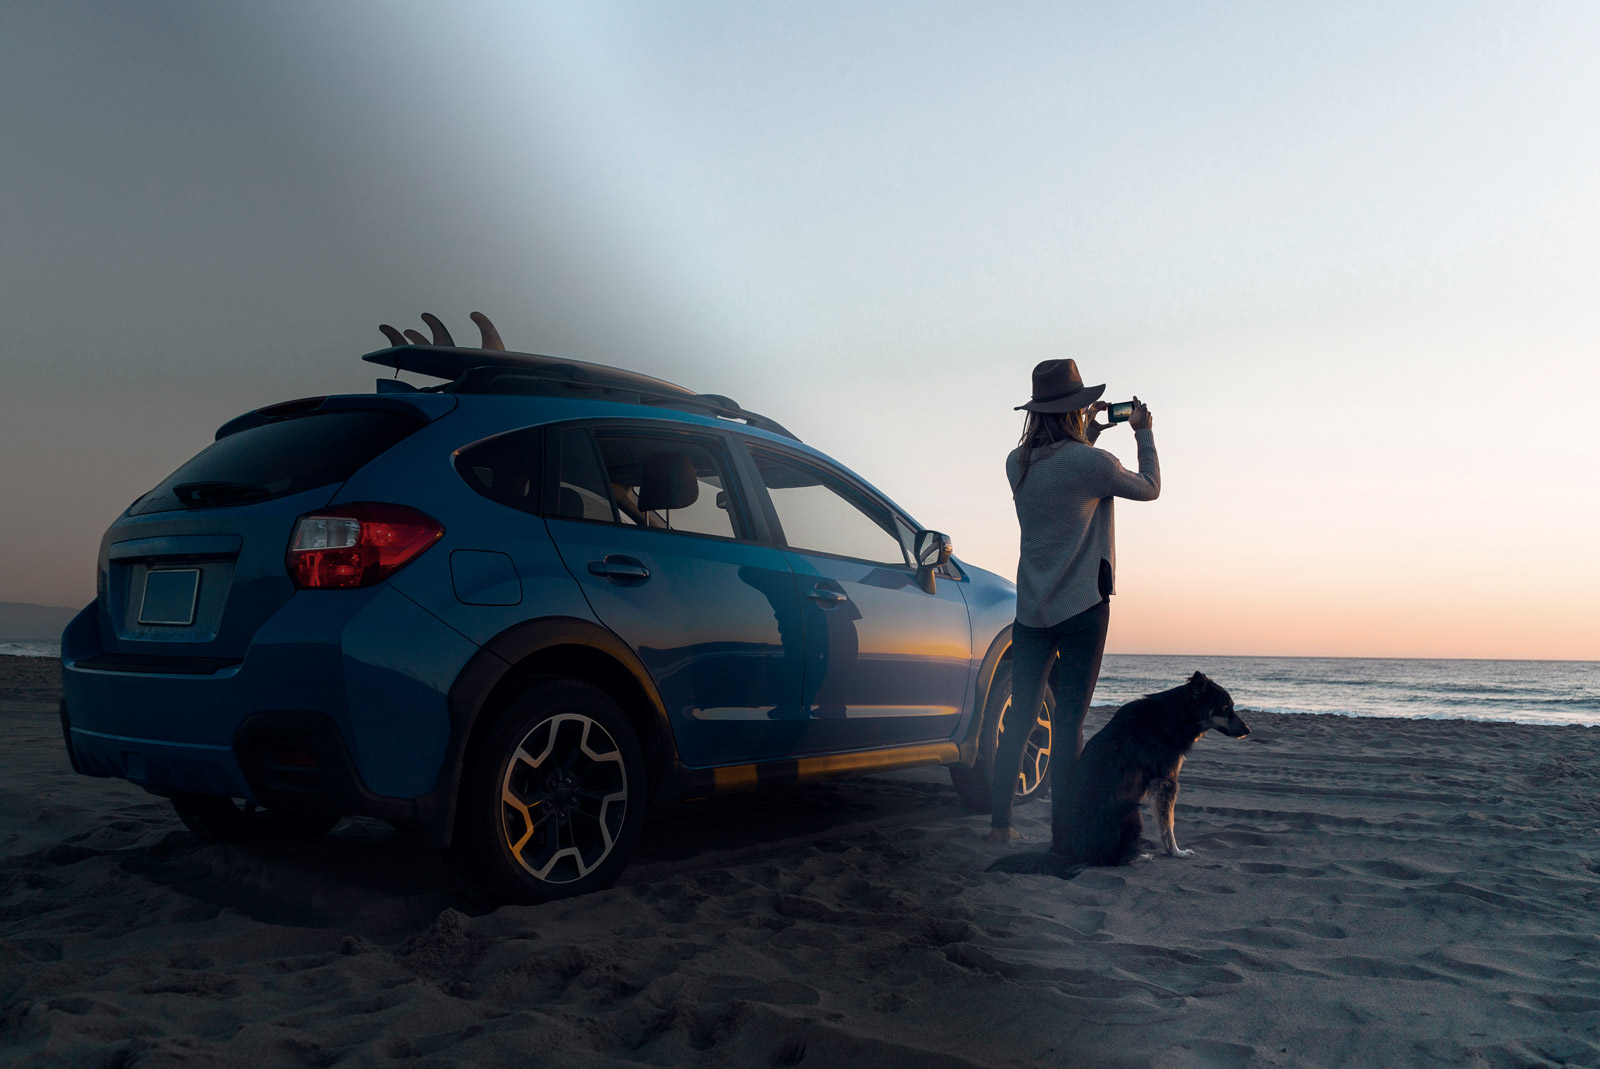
990,599,1110,831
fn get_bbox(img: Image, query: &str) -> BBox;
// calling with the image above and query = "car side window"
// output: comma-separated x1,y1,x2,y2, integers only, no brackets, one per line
747,448,909,566
551,428,618,522
454,427,542,515
892,514,918,564
590,432,743,540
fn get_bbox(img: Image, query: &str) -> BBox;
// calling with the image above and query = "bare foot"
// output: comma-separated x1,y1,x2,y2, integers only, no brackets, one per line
984,827,1027,843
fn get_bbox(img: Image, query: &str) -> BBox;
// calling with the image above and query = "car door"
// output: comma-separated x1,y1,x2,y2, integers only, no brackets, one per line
739,442,972,755
541,423,807,767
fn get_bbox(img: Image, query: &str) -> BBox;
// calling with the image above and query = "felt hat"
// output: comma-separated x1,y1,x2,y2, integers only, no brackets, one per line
1015,359,1105,413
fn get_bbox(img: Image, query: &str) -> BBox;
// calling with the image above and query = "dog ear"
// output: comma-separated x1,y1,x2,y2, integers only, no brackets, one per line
1189,671,1208,693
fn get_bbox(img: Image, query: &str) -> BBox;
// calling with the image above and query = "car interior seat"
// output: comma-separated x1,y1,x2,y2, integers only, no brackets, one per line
636,451,699,525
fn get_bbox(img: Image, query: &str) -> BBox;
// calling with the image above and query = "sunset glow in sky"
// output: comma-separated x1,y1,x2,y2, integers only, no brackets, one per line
3,2,1596,659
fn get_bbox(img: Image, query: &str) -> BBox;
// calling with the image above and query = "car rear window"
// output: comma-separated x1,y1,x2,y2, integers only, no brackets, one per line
128,410,424,515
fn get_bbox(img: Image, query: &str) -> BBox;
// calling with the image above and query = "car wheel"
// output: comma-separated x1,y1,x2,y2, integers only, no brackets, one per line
948,661,1053,812
445,677,646,905
171,795,341,843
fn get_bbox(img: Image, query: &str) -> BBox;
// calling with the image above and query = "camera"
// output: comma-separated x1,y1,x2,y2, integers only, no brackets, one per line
1106,401,1136,424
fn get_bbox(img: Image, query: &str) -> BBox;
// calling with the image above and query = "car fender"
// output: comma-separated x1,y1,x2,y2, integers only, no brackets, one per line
433,616,673,847
957,623,1012,765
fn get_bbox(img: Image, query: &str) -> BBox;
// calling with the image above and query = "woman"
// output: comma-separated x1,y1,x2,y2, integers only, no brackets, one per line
987,358,1159,847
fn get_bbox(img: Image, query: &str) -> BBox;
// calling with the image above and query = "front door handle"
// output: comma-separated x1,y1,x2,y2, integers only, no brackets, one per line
588,556,650,582
804,586,848,605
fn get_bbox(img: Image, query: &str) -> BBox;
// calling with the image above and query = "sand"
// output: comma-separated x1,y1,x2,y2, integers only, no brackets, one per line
2,654,1598,1068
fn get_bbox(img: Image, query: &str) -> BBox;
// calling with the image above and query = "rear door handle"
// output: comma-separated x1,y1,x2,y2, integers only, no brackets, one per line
588,556,650,582
804,586,848,604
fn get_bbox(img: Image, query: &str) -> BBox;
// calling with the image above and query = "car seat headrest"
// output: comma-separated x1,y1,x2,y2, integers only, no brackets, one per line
637,451,699,512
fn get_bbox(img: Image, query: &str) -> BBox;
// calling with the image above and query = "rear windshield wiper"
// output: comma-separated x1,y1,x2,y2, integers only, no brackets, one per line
171,480,274,507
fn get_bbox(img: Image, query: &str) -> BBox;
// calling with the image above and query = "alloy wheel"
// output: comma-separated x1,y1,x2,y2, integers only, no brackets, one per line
994,695,1052,799
499,712,630,883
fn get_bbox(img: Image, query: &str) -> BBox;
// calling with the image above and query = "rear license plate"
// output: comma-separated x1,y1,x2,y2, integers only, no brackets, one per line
139,568,201,626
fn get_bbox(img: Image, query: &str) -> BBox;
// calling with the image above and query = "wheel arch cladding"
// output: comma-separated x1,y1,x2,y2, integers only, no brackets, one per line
440,617,672,844
480,645,665,766
959,624,1012,764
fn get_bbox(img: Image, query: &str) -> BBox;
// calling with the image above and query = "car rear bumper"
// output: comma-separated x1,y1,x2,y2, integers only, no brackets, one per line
60,588,480,841
63,711,248,797
59,704,389,814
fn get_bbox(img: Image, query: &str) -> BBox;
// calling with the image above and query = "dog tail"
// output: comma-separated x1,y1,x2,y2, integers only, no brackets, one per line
985,851,1088,880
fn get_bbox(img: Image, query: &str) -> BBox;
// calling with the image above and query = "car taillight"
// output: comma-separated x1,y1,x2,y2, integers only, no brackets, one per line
287,503,443,589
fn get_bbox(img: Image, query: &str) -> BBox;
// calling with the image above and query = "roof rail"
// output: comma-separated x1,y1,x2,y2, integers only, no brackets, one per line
362,344,799,441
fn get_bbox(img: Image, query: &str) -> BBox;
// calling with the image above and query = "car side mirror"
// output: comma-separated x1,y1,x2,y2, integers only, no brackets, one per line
914,529,952,593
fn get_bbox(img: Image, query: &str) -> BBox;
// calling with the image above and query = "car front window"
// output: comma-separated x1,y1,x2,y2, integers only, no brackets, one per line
748,448,908,566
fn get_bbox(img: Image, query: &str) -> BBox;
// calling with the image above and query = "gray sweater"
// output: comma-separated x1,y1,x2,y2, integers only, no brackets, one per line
1006,428,1160,628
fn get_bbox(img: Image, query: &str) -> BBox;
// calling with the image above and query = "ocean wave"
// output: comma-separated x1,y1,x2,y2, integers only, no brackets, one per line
0,641,59,658
1404,681,1585,697
1238,705,1600,728
1392,694,1600,710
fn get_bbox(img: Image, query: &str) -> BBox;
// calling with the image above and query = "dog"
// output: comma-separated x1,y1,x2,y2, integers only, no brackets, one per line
987,671,1249,879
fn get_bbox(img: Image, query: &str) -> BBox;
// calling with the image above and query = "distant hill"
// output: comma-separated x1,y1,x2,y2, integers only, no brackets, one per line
0,602,79,641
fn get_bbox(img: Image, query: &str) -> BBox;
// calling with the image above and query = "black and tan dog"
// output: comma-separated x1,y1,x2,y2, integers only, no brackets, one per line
987,671,1249,879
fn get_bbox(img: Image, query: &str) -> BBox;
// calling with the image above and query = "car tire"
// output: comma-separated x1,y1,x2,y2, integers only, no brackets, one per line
444,677,647,905
948,661,1053,813
171,795,341,843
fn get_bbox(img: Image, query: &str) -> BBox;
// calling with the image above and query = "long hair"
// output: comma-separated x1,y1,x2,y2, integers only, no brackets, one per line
1013,408,1089,491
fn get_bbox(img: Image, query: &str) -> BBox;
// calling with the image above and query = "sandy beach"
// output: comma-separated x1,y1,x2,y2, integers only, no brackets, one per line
2,654,1598,1068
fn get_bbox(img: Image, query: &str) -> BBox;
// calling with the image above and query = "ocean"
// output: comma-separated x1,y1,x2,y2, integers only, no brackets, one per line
5,640,1596,728
1,641,59,658
1099,654,1600,728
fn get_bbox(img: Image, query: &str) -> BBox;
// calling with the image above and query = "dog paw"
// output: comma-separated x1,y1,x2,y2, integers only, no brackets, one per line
1138,853,1154,862
1170,848,1195,859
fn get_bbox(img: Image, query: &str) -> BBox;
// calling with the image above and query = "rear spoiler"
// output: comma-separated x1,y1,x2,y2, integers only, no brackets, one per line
214,394,457,441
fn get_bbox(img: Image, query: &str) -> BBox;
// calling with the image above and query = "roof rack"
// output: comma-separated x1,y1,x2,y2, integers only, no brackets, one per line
362,344,799,441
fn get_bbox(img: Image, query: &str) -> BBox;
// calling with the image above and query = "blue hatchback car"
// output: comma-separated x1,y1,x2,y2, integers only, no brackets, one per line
60,313,1051,903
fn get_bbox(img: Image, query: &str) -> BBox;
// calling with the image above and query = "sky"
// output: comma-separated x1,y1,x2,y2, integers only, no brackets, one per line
2,1,1596,659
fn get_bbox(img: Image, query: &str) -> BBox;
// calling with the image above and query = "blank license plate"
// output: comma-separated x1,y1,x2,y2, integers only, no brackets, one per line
139,568,201,626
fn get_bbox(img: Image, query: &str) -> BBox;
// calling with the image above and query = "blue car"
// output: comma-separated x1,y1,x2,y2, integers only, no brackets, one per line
60,313,1050,903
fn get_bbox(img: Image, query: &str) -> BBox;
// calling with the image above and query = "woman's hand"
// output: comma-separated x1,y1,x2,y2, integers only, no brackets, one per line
1086,400,1110,442
1128,396,1153,431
